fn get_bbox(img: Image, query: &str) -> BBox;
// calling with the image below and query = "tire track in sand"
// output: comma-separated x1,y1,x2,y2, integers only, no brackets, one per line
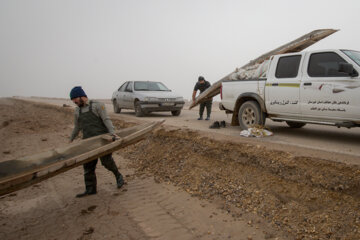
117,177,279,240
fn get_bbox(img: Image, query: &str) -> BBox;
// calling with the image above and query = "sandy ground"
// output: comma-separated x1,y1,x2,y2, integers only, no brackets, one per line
1,98,360,240
0,98,280,240
23,96,360,165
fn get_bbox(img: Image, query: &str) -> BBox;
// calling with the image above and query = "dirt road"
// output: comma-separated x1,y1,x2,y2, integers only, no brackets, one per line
1,98,360,240
23,96,360,165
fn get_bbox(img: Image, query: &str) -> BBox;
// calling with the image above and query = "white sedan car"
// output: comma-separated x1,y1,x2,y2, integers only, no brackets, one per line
112,81,185,117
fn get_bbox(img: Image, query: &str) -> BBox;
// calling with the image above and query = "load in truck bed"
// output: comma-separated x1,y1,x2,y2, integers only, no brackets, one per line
0,120,164,196
189,29,338,109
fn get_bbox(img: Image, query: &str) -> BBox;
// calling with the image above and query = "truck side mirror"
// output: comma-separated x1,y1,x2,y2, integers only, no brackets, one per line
339,62,358,77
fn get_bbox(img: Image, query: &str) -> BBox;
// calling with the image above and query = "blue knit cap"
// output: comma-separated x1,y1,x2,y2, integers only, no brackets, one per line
70,86,87,99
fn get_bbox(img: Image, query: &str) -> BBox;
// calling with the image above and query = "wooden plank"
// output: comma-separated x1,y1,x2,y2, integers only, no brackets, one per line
189,29,338,109
0,120,164,196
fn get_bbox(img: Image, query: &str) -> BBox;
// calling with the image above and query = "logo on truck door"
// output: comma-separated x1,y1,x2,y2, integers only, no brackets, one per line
270,100,298,105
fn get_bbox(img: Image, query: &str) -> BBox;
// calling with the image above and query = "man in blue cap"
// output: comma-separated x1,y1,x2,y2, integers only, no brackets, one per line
69,86,124,198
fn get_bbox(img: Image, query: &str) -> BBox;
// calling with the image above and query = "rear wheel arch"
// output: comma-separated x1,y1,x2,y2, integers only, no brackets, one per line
231,93,266,126
238,100,266,130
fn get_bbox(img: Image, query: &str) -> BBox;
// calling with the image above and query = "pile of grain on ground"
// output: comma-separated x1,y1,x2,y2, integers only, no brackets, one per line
120,128,360,240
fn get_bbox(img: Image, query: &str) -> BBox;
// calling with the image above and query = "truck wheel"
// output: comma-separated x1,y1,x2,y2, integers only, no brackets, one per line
286,121,306,128
113,100,121,113
134,102,144,117
238,101,266,130
171,110,181,116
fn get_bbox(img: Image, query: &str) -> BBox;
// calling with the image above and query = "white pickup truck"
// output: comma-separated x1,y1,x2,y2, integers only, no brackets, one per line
220,49,360,129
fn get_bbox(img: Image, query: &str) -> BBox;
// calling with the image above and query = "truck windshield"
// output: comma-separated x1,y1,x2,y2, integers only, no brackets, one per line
134,81,170,91
342,50,360,66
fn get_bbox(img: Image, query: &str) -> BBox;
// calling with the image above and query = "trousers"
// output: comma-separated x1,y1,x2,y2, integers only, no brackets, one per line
199,100,212,117
83,154,120,192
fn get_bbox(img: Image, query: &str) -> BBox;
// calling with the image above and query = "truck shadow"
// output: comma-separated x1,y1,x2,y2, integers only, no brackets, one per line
268,124,360,145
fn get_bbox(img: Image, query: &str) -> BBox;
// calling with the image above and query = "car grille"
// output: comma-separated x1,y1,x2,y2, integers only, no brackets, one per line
159,98,176,102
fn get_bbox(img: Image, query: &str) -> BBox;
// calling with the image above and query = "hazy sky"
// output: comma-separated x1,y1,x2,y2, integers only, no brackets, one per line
1,0,359,100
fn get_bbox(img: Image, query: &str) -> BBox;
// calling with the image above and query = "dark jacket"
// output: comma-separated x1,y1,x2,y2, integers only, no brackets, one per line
194,80,211,93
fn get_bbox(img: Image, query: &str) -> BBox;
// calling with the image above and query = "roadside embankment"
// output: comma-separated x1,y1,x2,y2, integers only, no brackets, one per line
120,128,360,240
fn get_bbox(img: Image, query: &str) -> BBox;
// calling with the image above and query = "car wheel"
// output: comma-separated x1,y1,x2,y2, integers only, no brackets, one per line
238,101,266,130
171,110,181,116
134,101,144,117
286,121,306,128
113,100,121,113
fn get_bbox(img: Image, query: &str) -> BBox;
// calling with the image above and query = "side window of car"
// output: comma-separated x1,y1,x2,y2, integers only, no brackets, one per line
118,82,128,92
308,52,349,77
275,55,301,78
126,82,133,92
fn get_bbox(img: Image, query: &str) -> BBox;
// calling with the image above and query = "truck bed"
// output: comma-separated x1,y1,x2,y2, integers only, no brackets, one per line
221,79,266,112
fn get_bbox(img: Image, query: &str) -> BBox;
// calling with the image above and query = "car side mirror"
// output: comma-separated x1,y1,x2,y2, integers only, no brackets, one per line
339,62,358,77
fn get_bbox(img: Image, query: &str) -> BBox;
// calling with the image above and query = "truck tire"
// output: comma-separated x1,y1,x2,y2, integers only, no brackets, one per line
113,100,121,113
134,101,144,117
171,110,181,116
238,101,266,130
286,121,306,128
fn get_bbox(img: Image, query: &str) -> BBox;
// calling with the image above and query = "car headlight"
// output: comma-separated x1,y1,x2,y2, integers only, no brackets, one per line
176,97,184,101
144,97,158,102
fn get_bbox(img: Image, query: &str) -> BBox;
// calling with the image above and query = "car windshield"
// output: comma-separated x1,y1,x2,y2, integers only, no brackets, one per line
342,50,360,66
134,81,170,91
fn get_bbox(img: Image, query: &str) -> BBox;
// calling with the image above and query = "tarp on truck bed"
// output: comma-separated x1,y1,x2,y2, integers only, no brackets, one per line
189,29,338,109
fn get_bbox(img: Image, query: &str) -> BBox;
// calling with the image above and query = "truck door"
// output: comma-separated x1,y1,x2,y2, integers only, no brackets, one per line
265,54,302,115
301,51,360,120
